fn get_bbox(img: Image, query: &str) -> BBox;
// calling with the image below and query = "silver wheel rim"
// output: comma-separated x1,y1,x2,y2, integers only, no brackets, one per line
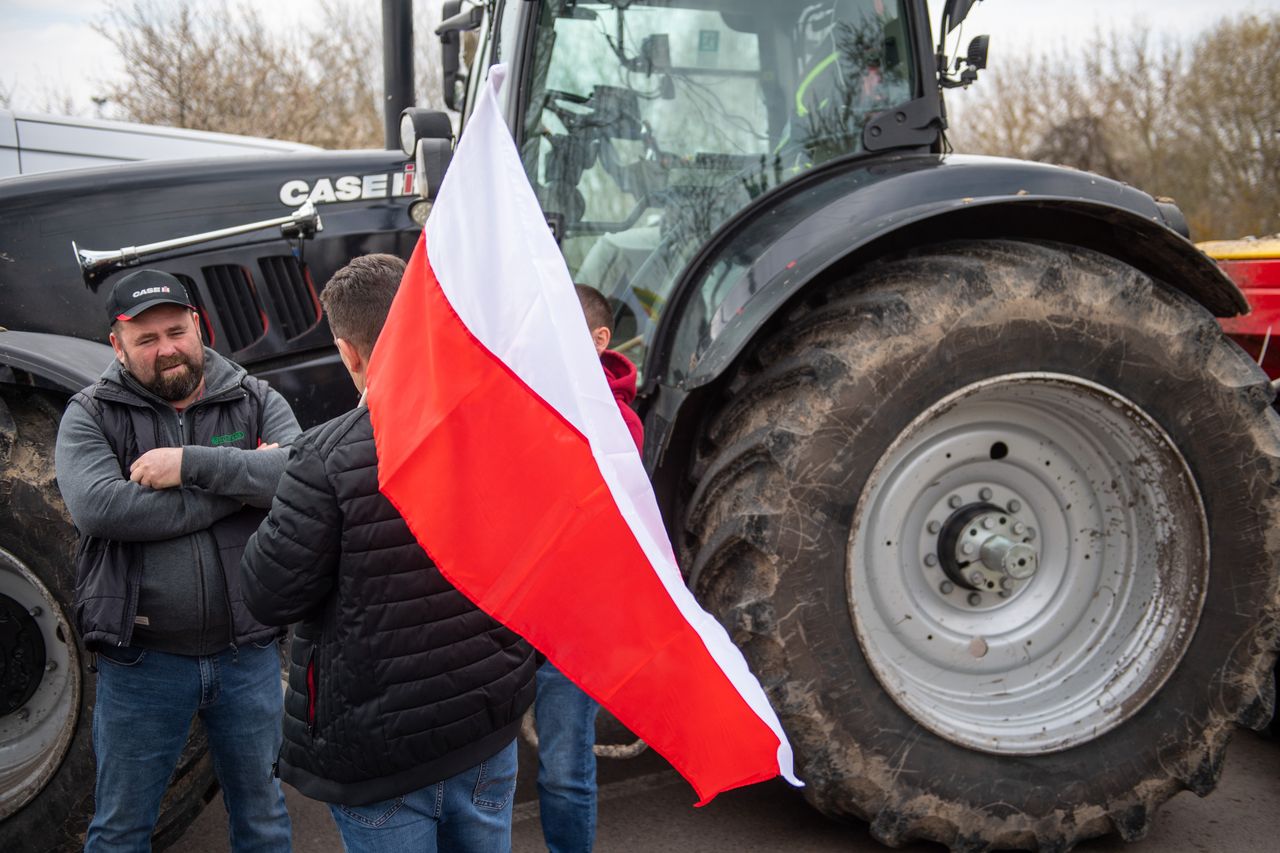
848,373,1207,755
0,547,80,819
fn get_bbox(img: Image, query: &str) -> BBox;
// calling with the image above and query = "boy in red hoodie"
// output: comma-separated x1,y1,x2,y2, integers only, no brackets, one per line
534,284,642,852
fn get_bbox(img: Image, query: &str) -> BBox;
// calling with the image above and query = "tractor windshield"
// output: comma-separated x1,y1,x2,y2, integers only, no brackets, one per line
521,0,914,371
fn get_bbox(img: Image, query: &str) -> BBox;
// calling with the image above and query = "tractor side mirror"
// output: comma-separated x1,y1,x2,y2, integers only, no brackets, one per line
438,1,482,111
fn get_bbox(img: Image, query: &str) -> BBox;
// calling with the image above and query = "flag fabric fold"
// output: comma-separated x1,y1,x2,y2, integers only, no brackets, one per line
366,64,801,805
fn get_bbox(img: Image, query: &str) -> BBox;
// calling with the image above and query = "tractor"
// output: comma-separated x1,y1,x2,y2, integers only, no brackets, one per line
2,2,1277,850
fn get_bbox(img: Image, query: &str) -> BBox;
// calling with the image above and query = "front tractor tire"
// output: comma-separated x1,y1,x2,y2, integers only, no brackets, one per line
0,388,215,852
683,240,1280,851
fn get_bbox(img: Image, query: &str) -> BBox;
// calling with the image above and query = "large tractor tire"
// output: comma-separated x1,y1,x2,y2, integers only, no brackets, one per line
0,388,216,852
683,240,1280,851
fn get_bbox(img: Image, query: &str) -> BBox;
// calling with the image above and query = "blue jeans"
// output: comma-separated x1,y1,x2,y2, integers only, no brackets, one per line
328,739,518,853
535,662,598,853
85,642,290,853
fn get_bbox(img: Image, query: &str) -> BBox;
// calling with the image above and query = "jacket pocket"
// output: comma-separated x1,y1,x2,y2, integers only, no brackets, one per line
72,535,135,641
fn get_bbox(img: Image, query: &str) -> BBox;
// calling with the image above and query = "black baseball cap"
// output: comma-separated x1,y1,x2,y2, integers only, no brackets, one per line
107,270,196,323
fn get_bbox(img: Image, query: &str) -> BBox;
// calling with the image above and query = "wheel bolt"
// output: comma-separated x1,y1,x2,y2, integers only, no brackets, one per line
1008,499,1022,513
948,495,962,509
924,554,938,567
45,661,57,672
1000,577,1015,590
981,517,995,530
29,606,42,617
1026,528,1036,541
927,521,941,534
969,571,984,585
979,487,993,501
998,590,1011,599
940,581,955,594
967,592,982,606
1012,522,1026,535
961,542,976,556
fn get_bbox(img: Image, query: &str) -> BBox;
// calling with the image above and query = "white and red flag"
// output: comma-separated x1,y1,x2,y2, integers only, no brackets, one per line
366,66,800,804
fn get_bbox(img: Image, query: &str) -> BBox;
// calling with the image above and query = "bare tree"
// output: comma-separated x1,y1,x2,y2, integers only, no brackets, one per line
949,13,1279,241
1175,14,1280,238
95,0,449,149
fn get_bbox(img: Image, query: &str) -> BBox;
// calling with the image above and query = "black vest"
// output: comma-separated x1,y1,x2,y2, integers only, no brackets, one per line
69,375,279,650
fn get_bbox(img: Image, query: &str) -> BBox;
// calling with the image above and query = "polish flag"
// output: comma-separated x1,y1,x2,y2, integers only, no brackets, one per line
366,65,800,804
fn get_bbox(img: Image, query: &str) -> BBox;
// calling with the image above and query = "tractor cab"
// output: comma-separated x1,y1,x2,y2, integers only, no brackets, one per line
437,0,969,369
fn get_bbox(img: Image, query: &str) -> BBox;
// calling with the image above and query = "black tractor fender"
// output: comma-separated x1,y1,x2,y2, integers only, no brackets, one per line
642,153,1248,511
0,331,113,394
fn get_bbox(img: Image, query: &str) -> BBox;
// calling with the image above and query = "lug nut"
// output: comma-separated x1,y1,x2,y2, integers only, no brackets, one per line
979,488,993,501
29,606,42,617
948,495,962,509
940,581,955,594
1008,499,1022,513
1000,577,1015,590
967,592,982,606
924,554,938,567
1012,521,1026,535
981,517,995,530
927,521,941,534
961,542,976,556
1026,528,1037,541
969,571,984,585
998,590,1011,599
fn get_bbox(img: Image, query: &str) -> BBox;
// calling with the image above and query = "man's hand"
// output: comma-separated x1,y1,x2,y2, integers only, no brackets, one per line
130,447,184,489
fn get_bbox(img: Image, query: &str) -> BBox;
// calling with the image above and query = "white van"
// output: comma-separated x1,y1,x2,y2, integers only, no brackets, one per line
0,109,318,177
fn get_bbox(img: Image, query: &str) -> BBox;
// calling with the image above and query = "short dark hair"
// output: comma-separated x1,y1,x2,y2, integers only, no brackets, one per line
574,284,612,334
319,254,407,355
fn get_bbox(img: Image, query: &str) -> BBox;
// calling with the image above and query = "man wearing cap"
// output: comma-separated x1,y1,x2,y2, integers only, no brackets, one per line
54,269,299,852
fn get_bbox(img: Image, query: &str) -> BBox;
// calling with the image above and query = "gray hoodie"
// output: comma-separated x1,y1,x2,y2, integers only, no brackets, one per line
55,347,301,655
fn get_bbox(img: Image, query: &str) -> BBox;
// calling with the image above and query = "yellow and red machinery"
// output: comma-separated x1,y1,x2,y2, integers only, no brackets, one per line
1203,236,1280,379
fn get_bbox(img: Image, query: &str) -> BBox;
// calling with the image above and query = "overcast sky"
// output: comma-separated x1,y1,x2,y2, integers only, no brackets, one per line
2,0,1277,118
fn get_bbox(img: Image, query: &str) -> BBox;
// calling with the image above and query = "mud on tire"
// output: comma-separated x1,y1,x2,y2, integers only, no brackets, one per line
682,240,1280,851
0,388,216,852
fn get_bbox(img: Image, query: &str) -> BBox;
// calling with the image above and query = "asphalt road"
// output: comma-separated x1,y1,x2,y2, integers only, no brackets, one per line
182,726,1280,852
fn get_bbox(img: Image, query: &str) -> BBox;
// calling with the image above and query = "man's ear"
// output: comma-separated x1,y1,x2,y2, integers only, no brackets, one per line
335,337,364,375
591,326,612,355
190,311,203,342
109,330,127,365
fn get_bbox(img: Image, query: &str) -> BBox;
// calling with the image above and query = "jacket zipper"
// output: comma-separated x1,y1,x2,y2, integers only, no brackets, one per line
183,404,239,654
179,408,211,652
306,646,318,737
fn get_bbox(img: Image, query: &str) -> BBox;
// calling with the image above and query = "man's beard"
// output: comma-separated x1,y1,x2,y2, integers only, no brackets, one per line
128,351,205,402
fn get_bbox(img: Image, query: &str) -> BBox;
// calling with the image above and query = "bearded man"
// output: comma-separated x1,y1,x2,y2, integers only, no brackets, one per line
54,269,299,852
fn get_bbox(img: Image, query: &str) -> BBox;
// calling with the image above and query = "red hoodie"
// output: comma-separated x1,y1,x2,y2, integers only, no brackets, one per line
601,349,643,451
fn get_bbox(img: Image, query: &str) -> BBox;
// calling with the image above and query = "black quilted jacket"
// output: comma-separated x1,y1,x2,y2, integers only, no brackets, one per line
239,406,536,806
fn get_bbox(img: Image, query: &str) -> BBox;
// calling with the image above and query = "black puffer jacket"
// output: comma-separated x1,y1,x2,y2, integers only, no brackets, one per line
240,405,536,806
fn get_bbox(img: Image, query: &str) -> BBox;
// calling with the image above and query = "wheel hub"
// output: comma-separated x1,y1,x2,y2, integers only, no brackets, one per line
0,593,47,715
848,373,1207,755
936,501,1039,599
0,547,80,820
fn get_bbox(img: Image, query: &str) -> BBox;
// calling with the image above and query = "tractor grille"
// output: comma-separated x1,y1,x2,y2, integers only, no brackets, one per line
172,273,215,347
258,255,320,340
202,264,265,352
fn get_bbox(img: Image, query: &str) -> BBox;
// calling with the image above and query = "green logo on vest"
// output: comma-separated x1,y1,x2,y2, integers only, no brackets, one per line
211,430,246,446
